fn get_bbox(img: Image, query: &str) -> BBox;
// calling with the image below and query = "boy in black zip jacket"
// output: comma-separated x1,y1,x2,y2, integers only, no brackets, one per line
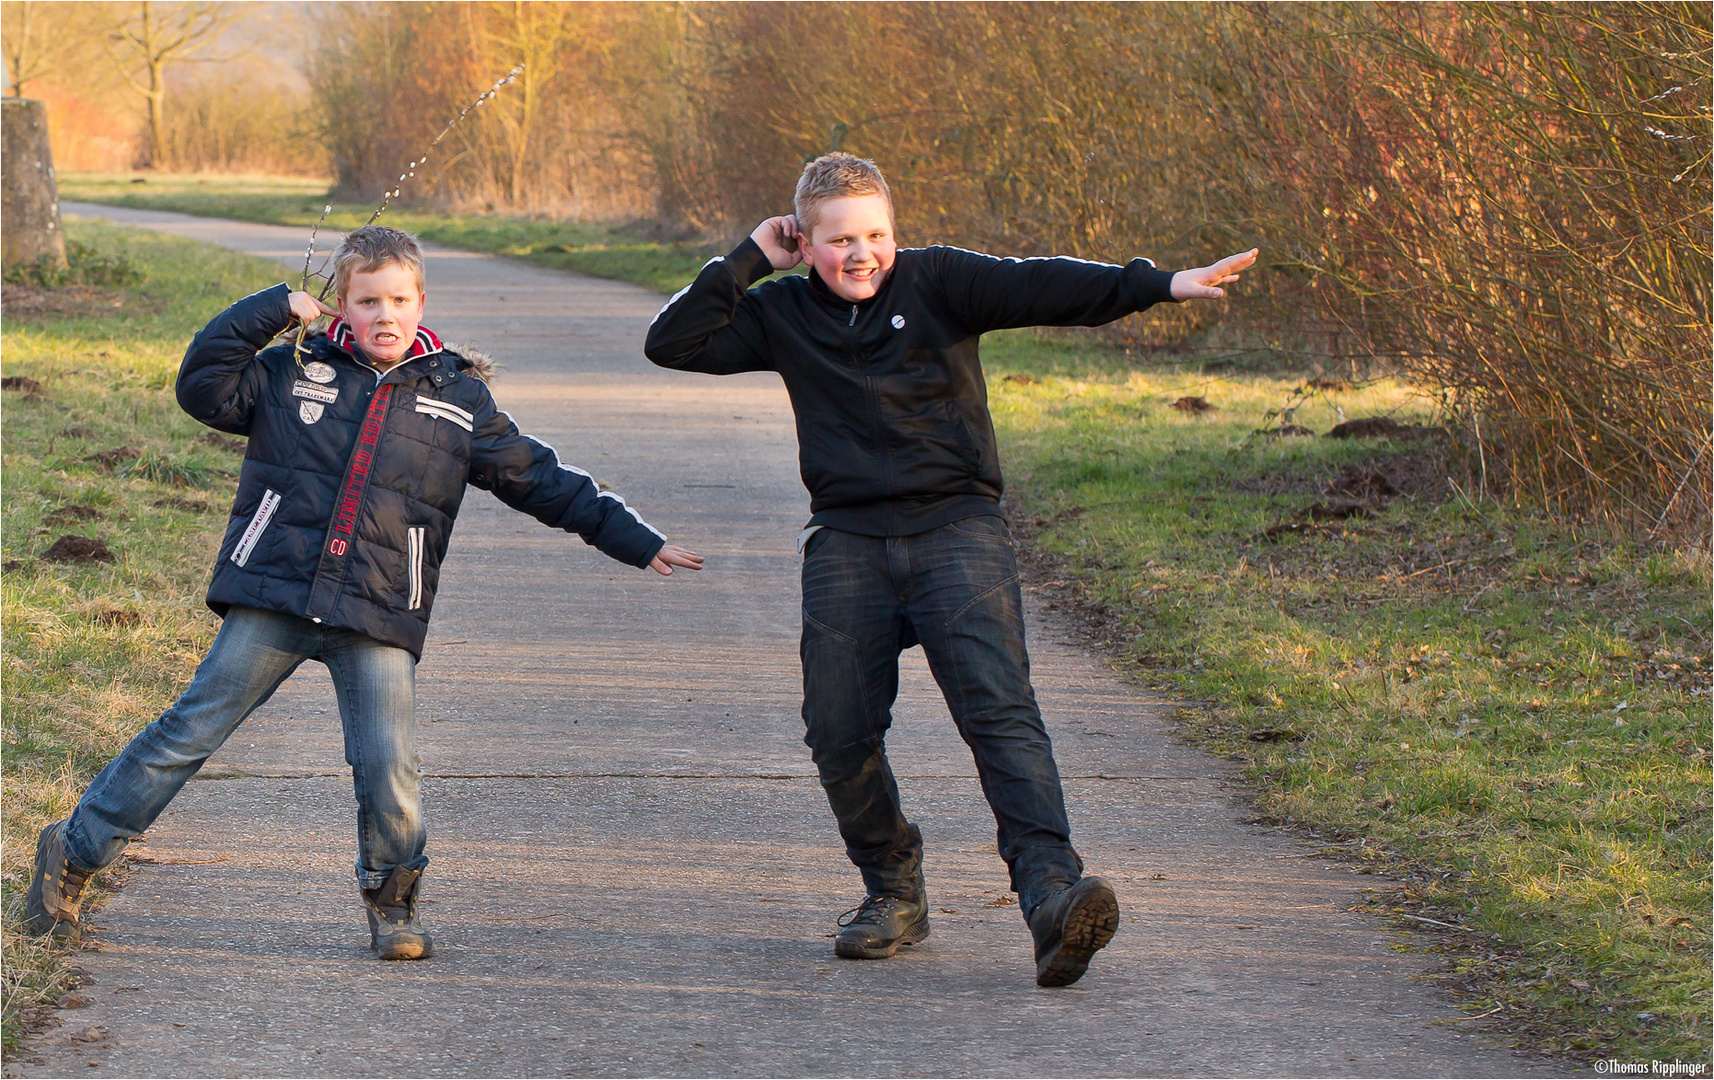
646,152,1255,986
28,226,703,961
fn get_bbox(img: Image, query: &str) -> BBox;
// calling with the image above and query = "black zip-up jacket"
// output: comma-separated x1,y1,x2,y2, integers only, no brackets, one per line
179,283,666,657
644,238,1178,535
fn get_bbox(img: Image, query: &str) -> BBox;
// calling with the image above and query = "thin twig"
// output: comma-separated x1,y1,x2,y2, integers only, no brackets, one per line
1396,912,1477,932
1462,580,1498,612
1648,434,1710,538
310,65,525,303
291,203,334,365
1402,558,1465,579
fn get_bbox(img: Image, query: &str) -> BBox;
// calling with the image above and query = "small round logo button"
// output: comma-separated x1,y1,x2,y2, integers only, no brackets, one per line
891,314,906,329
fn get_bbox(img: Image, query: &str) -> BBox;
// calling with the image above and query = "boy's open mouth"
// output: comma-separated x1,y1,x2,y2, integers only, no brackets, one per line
372,332,401,345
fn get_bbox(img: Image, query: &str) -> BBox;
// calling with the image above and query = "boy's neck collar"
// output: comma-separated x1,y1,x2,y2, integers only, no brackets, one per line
807,264,893,309
325,318,445,365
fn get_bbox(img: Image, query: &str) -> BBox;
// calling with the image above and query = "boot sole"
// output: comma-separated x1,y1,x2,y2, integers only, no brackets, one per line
375,938,434,961
25,822,80,944
834,917,930,959
1036,878,1119,987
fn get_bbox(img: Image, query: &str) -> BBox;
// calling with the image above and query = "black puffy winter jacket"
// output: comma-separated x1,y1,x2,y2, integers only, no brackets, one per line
643,238,1179,536
177,283,666,657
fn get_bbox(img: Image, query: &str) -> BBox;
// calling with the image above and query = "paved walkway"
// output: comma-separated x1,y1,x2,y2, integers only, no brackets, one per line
16,204,1560,1077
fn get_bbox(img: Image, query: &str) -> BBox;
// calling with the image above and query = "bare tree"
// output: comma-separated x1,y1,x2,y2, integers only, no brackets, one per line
103,0,240,167
471,1,580,206
2,0,49,96
2,0,109,97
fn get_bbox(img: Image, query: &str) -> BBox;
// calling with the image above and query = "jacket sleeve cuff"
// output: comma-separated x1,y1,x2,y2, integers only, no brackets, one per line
607,526,665,569
1129,262,1179,308
727,237,779,288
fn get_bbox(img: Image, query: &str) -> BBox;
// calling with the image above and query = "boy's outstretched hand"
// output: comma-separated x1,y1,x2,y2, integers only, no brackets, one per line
750,216,804,272
649,545,705,576
1170,248,1260,301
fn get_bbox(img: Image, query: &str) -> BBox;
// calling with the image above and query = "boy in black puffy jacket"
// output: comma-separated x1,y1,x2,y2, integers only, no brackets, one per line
28,226,702,960
646,152,1254,987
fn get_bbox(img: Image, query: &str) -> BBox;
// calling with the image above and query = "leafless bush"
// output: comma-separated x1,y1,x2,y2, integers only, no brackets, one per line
1205,2,1710,538
303,1,1709,536
157,77,323,175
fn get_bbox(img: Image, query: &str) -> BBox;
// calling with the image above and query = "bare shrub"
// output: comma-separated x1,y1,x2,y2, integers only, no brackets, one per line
1205,3,1711,538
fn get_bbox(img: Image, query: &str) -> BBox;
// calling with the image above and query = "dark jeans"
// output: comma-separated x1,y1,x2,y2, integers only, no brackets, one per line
65,606,427,889
799,515,1082,915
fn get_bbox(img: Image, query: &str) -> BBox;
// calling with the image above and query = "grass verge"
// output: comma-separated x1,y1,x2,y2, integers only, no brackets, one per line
978,334,1710,1065
59,172,719,295
0,222,287,1052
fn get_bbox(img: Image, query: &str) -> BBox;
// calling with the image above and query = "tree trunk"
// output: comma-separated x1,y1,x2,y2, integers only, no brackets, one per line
145,56,167,169
1,97,67,271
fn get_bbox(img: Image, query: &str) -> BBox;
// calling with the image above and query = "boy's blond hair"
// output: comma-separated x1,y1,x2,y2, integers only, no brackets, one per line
794,152,893,237
330,225,426,301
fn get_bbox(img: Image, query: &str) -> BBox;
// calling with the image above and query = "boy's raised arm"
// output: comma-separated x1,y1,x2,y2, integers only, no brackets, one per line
642,238,778,376
176,283,305,435
465,391,670,571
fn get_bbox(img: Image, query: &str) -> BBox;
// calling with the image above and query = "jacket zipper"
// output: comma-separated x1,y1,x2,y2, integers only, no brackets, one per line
230,489,281,567
849,304,858,327
407,526,425,610
305,383,395,620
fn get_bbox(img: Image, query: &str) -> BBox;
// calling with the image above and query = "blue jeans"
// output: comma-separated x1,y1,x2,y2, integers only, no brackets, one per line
800,516,1083,916
65,607,427,890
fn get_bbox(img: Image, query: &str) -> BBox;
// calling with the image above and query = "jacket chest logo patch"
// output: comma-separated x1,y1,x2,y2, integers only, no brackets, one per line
293,381,340,404
299,401,325,425
301,361,337,384
414,397,474,432
891,314,907,329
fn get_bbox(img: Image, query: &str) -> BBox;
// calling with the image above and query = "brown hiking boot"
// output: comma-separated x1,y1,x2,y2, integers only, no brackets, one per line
26,821,94,945
1027,876,1119,987
362,865,434,960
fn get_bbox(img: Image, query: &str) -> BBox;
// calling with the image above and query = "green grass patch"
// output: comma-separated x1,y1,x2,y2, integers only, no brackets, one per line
981,334,1711,1064
0,221,287,1051
60,172,720,295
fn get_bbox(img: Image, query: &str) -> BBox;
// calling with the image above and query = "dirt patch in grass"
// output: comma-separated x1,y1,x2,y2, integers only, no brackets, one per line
84,447,142,471
197,432,247,454
1326,415,1437,440
1238,447,1449,502
39,536,114,565
42,507,102,527
0,285,131,320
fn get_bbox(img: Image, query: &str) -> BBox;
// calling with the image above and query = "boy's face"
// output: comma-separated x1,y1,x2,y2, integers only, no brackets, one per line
799,193,896,303
339,262,425,368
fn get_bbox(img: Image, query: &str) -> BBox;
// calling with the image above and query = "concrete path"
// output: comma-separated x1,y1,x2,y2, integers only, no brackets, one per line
16,204,1560,1077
